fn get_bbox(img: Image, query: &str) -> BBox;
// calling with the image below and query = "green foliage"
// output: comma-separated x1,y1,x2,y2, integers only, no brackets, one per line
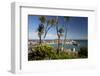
37,24,44,35
64,16,70,21
29,44,55,60
58,27,64,37
39,16,46,23
50,19,55,25
58,28,64,33
28,44,78,60
78,47,88,58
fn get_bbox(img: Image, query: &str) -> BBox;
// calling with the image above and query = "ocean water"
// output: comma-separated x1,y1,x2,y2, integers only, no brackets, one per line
50,40,88,51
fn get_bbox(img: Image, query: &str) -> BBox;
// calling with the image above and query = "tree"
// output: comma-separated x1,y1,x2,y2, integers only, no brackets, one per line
55,17,64,54
78,47,88,58
39,16,55,41
55,16,59,53
44,19,55,39
58,27,64,41
37,24,44,44
63,17,70,46
57,27,64,53
37,16,46,44
39,16,46,24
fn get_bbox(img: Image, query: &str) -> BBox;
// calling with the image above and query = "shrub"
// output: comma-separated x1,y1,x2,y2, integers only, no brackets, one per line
28,44,79,60
78,47,88,58
30,44,56,60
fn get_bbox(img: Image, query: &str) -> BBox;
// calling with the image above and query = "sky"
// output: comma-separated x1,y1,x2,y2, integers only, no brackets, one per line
28,15,88,40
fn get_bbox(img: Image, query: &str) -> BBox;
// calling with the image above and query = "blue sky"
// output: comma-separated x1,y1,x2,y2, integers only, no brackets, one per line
28,15,88,40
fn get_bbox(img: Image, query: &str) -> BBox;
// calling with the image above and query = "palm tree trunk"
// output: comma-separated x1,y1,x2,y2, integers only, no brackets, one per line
39,35,42,44
57,36,60,54
44,30,48,39
44,26,52,39
64,24,68,47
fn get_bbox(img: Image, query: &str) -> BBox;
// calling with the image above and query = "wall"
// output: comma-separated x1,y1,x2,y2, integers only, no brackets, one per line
0,0,100,76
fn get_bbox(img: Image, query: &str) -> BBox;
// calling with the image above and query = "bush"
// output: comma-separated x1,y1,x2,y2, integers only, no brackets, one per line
29,44,56,60
78,47,88,58
28,44,79,61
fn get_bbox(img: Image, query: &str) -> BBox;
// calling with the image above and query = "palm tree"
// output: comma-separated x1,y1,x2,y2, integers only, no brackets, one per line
55,16,61,54
64,17,70,46
58,27,64,41
38,16,46,43
39,16,46,24
57,27,64,53
37,23,44,44
44,18,55,39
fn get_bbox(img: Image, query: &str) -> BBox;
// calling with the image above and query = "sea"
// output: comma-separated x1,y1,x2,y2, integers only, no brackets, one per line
49,40,88,51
